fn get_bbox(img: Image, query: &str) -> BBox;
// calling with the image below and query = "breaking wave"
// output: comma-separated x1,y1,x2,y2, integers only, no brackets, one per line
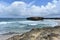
0,20,58,35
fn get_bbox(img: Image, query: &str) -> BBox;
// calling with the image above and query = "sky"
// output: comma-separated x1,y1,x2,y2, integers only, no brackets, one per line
0,0,60,18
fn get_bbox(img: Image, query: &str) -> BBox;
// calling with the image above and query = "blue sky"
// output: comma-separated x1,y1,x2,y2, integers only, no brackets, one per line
0,0,52,6
0,0,60,18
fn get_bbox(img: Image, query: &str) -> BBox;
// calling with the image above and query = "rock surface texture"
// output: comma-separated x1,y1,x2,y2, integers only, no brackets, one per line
7,26,60,40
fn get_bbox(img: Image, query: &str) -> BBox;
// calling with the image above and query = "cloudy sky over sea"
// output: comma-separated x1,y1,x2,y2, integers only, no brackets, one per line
0,0,60,18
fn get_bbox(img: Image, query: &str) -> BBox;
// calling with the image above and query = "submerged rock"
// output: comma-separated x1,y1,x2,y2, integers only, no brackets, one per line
7,26,60,40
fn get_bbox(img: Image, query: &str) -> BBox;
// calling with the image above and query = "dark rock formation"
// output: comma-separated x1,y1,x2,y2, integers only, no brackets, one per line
27,17,44,21
7,26,60,40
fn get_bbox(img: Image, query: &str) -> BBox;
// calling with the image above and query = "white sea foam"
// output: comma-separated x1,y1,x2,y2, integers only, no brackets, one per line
0,20,59,34
28,24,38,25
0,20,58,27
18,20,58,26
0,22,12,24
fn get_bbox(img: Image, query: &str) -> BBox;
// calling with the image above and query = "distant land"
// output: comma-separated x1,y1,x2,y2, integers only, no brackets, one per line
27,17,60,21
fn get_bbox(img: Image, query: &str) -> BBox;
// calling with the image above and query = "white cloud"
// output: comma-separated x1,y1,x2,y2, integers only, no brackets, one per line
0,0,60,18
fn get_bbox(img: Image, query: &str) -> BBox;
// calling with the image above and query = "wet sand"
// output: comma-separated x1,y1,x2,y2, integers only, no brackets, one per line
0,34,21,40
0,35,13,40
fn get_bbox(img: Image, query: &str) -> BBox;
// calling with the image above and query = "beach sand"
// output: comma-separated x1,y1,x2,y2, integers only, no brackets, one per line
0,35,13,40
0,34,21,40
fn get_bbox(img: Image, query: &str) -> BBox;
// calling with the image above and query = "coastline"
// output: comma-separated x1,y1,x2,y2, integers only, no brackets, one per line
0,35,14,40
0,34,22,40
0,20,60,40
7,26,60,40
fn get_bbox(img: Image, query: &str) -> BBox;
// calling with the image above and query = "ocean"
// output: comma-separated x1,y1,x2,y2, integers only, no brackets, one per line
0,18,58,35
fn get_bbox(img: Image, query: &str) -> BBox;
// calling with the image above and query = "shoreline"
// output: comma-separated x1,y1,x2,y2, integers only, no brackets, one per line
0,34,22,40
0,26,60,40
0,35,14,40
0,20,60,40
7,26,60,40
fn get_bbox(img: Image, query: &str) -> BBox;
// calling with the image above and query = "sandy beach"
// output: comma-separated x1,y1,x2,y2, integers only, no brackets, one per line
0,20,60,40
7,25,60,40
0,35,13,40
0,34,21,40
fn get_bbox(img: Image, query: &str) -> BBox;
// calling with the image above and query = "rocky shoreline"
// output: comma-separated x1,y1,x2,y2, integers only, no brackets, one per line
7,26,60,40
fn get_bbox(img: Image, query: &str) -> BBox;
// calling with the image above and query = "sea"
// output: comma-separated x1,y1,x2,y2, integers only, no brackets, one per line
0,18,58,35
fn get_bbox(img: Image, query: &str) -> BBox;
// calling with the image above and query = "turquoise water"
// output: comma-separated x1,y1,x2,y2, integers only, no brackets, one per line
0,18,58,34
